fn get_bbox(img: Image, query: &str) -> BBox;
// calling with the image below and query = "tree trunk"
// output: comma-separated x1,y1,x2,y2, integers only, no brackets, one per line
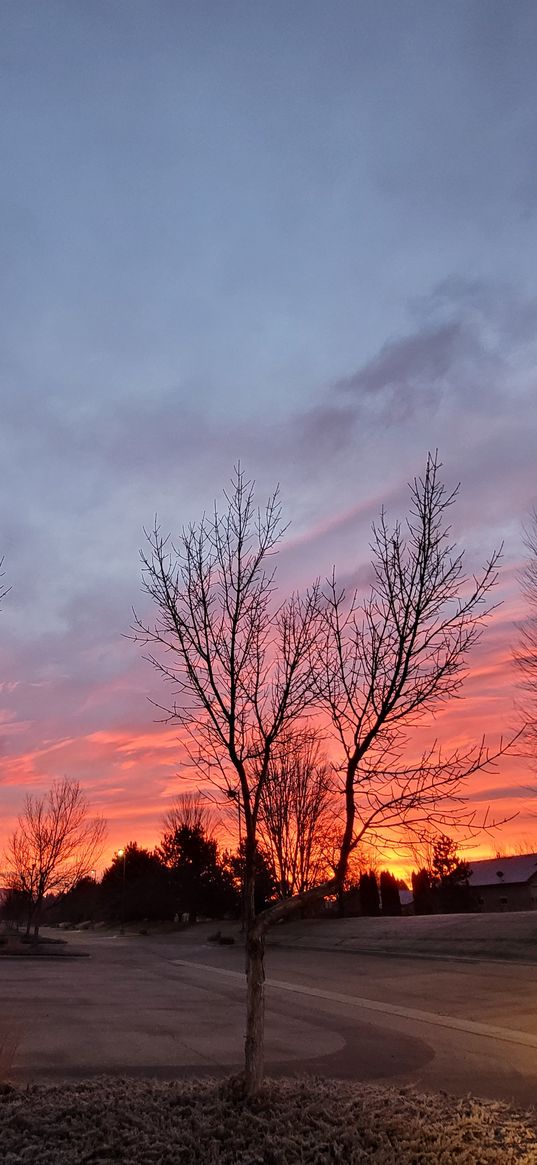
32,896,42,940
244,926,265,1097
242,840,266,1097
25,898,34,937
242,868,341,1096
240,816,346,1098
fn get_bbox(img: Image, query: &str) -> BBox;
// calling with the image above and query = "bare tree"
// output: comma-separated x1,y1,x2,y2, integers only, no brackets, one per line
135,468,321,1094
5,779,106,936
317,453,508,875
161,791,216,841
514,507,537,754
136,456,508,1095
258,729,334,898
406,830,437,878
320,825,378,916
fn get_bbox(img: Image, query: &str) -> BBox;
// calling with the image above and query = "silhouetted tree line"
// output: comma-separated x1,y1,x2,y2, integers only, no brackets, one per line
332,836,474,918
9,823,282,929
2,831,412,929
1,817,475,931
341,870,402,917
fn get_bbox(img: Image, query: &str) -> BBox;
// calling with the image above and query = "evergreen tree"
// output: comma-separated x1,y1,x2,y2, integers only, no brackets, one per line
100,842,168,923
379,870,401,915
431,834,472,912
359,870,380,916
47,876,99,926
157,825,237,922
0,885,30,930
411,867,436,914
226,844,279,917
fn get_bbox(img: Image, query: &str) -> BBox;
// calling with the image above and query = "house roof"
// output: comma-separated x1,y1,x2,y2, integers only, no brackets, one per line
467,853,537,887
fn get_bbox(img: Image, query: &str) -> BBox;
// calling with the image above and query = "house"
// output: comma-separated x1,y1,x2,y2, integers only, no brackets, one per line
468,853,537,912
399,888,414,915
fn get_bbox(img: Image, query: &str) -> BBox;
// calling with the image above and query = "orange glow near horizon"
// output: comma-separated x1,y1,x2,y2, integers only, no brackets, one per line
1,601,535,883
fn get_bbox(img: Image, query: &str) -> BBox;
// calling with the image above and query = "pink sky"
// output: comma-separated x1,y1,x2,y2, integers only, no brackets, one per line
1,512,534,881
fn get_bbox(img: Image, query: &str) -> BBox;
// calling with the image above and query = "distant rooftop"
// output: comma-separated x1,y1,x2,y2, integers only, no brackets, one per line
467,853,537,887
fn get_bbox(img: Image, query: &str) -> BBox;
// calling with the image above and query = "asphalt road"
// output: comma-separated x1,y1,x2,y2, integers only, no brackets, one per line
4,929,537,1106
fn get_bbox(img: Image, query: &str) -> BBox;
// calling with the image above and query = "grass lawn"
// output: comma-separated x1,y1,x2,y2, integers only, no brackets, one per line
2,1076,537,1164
0,933,88,958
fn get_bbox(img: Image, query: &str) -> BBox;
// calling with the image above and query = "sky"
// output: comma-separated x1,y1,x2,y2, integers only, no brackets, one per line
1,0,537,875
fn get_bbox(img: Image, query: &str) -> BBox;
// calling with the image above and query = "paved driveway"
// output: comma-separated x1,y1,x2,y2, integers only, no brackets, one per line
4,929,537,1106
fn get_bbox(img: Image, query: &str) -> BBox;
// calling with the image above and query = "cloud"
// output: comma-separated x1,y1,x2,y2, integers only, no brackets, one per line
466,784,537,804
3,3,537,871
336,319,472,415
311,279,537,440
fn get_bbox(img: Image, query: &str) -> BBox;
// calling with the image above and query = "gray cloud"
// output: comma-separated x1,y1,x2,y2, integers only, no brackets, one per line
466,784,537,804
337,320,471,406
332,279,536,425
1,4,537,855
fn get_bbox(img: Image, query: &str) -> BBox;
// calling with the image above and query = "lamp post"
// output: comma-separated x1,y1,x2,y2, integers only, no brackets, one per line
116,848,126,935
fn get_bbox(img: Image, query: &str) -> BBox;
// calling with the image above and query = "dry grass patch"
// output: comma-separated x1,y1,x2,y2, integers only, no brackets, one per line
1,1076,537,1163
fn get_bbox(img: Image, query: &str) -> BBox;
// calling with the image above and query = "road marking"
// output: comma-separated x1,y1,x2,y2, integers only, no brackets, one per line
172,958,537,1050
